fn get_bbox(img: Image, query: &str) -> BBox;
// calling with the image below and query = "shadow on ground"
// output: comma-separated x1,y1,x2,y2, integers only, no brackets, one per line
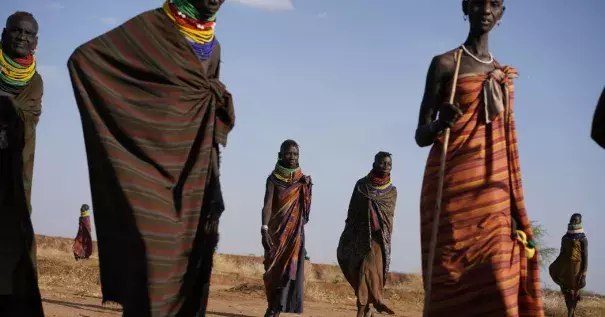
43,298,122,313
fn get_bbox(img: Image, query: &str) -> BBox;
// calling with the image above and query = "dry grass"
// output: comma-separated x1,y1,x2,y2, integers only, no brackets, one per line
34,235,605,316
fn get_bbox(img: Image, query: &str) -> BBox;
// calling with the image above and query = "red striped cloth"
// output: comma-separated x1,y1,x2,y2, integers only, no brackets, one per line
72,213,93,260
420,65,544,316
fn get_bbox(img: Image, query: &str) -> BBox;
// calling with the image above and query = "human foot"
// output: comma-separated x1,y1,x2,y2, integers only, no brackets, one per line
373,302,395,315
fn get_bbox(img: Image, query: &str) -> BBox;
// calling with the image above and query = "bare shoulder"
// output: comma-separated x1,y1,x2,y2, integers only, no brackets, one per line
430,48,460,79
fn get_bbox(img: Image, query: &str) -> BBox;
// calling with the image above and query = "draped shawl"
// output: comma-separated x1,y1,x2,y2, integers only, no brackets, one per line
337,176,397,287
67,8,235,317
72,212,93,260
0,73,43,316
420,64,544,317
263,173,312,299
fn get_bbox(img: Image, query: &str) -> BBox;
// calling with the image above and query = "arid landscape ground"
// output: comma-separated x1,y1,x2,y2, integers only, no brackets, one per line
35,235,604,317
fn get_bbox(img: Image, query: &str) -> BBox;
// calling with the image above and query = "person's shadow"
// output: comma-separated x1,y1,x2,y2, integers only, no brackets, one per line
205,312,255,317
42,298,122,313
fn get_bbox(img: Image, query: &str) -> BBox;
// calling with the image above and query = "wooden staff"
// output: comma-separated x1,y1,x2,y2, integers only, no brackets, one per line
423,48,464,317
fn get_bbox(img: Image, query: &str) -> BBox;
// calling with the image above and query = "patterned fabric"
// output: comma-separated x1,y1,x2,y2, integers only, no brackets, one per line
72,212,93,260
1,74,42,215
67,8,235,317
337,176,397,293
263,169,312,313
0,74,44,316
420,64,544,317
550,226,587,290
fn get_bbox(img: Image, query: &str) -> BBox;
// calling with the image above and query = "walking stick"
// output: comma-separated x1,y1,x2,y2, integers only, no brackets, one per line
423,48,464,317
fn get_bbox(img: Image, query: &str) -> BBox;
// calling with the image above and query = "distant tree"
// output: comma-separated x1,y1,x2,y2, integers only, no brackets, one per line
531,221,557,268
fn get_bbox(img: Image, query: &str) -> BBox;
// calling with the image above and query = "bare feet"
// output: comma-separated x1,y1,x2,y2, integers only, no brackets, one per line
373,302,395,315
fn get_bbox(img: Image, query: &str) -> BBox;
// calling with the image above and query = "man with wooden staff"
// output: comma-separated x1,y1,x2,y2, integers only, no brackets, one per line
414,0,544,316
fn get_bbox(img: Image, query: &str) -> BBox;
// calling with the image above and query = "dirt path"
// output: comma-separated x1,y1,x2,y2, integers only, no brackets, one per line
41,285,422,317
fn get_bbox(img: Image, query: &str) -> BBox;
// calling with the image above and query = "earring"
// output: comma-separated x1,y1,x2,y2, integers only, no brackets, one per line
497,21,501,27
463,15,467,21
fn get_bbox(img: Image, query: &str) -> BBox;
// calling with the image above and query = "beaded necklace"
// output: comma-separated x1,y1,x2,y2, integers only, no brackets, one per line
273,163,303,183
163,0,217,60
367,170,392,191
0,42,36,87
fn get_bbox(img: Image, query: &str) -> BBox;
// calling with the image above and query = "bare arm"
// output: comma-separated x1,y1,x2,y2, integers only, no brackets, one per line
415,55,453,147
262,177,274,226
591,88,605,149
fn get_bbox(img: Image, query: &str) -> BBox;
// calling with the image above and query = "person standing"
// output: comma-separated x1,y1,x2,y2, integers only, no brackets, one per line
261,140,312,317
0,11,45,317
72,204,93,261
337,152,397,317
68,0,235,316
414,0,544,315
549,214,588,317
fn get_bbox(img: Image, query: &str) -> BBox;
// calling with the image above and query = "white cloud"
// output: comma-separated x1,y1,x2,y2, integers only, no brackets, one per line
316,12,327,19
99,17,118,26
228,0,294,11
48,2,64,9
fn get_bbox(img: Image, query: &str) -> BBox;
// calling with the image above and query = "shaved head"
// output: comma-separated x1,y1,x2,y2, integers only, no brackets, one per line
2,11,38,58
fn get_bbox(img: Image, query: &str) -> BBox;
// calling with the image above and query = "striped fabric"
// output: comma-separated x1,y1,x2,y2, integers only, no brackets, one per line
5,73,43,271
263,172,312,305
337,176,397,289
67,8,235,317
0,73,44,316
72,214,93,260
420,66,544,317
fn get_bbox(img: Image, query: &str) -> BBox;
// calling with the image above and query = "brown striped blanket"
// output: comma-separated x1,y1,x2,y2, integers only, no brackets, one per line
0,74,44,316
67,8,235,317
337,176,397,296
420,65,544,317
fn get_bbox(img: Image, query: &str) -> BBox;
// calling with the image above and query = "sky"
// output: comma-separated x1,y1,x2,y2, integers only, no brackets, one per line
5,0,604,294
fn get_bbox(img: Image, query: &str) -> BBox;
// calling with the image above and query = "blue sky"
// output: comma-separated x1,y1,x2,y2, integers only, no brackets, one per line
6,0,604,293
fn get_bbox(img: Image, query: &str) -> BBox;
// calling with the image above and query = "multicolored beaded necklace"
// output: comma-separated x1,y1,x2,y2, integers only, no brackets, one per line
163,0,217,61
367,170,392,191
273,163,303,183
0,42,36,88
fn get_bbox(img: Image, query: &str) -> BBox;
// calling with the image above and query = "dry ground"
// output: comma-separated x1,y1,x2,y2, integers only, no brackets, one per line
35,235,604,317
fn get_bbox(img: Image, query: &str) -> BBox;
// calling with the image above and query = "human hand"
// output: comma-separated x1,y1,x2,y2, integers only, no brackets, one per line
261,229,273,251
437,103,464,128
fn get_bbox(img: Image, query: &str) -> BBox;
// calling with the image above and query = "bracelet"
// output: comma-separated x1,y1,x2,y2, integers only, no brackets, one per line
261,225,268,231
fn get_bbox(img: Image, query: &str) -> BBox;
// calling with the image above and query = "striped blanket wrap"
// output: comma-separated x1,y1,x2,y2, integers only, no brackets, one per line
420,65,544,316
67,8,235,317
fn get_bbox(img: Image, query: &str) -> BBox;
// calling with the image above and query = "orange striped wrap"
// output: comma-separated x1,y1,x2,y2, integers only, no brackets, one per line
420,65,544,317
